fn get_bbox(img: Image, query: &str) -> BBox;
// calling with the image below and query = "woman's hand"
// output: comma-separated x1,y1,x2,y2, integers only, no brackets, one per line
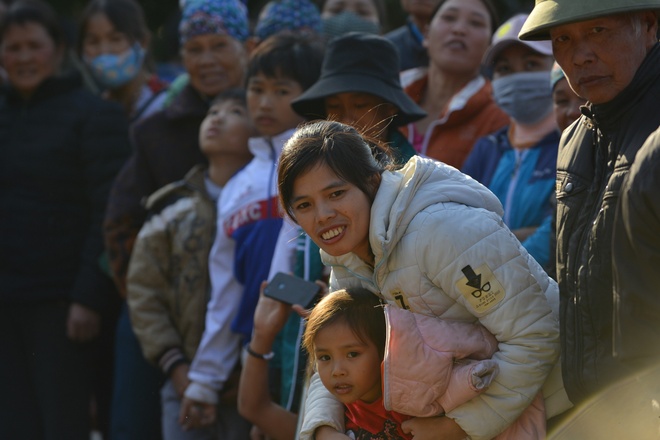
401,416,467,440
66,302,101,342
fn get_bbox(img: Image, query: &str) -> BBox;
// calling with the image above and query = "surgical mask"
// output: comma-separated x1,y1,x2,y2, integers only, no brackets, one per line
85,43,145,89
322,11,380,40
492,71,554,125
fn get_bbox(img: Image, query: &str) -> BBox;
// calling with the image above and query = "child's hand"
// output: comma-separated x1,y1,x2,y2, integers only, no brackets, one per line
170,363,190,399
178,397,216,430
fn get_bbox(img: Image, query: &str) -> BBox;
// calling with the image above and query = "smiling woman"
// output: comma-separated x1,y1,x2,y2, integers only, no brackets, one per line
278,120,561,440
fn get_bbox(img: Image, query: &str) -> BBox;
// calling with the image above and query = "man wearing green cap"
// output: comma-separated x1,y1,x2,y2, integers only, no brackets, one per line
519,0,660,409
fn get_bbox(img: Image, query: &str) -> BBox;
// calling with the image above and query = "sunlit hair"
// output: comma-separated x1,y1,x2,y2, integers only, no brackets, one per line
277,120,394,222
302,287,386,365
0,0,64,47
622,11,644,38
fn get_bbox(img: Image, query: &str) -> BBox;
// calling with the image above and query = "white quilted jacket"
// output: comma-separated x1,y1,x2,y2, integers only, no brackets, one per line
299,157,561,440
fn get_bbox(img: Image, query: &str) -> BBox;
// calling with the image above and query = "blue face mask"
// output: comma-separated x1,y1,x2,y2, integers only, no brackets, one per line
85,43,145,89
322,11,380,40
492,71,554,125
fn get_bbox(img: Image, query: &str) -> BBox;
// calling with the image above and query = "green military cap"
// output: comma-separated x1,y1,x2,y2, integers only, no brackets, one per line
519,0,660,40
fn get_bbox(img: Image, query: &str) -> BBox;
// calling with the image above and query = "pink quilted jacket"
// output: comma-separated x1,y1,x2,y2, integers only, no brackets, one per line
382,305,546,439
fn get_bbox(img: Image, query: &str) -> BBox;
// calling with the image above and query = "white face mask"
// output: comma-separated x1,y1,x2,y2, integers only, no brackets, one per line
492,71,554,125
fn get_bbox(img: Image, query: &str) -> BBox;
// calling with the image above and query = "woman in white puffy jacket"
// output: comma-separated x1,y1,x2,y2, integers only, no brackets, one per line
277,120,560,440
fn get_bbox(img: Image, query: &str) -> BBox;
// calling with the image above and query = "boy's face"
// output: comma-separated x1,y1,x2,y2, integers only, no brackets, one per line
247,72,305,138
324,92,397,142
314,319,382,405
199,98,255,159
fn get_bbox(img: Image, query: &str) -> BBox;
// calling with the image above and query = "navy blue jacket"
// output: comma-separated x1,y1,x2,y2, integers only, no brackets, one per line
0,73,131,311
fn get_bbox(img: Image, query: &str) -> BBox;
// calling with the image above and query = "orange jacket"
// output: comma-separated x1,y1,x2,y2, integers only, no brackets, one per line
402,74,509,169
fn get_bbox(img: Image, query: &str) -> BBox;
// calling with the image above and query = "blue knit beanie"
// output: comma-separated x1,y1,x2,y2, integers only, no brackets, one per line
179,0,249,44
254,0,322,41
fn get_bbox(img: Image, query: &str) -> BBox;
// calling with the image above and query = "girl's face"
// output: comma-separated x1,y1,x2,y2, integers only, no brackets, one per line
425,0,492,75
324,92,397,141
321,0,380,24
181,33,247,98
199,98,255,159
82,12,133,59
1,22,61,99
314,320,382,404
552,78,583,132
291,162,373,264
247,73,305,138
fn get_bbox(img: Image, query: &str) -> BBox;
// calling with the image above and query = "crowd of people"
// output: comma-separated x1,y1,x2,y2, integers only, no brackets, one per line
0,0,658,439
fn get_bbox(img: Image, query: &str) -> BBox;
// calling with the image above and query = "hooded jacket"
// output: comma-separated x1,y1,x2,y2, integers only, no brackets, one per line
299,156,559,440
462,127,559,268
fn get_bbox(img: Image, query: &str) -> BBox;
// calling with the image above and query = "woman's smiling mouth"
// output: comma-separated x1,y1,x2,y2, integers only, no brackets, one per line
321,226,345,241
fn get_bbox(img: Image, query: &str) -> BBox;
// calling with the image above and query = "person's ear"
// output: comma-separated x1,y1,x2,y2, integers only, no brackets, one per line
640,11,659,48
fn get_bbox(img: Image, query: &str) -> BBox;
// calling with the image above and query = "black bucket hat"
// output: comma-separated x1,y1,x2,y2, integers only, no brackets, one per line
291,32,426,126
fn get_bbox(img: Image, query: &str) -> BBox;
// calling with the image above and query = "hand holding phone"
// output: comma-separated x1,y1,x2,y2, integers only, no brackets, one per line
263,272,321,309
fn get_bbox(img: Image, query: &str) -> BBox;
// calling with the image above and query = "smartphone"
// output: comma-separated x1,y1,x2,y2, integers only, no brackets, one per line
263,272,321,309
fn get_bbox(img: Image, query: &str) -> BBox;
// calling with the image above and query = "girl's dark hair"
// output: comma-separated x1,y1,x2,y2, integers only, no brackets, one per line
77,0,150,54
0,0,64,46
245,31,325,91
303,287,386,362
278,120,392,222
431,0,499,35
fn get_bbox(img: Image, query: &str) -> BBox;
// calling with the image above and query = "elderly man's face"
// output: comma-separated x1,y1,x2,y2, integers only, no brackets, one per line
549,12,658,105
